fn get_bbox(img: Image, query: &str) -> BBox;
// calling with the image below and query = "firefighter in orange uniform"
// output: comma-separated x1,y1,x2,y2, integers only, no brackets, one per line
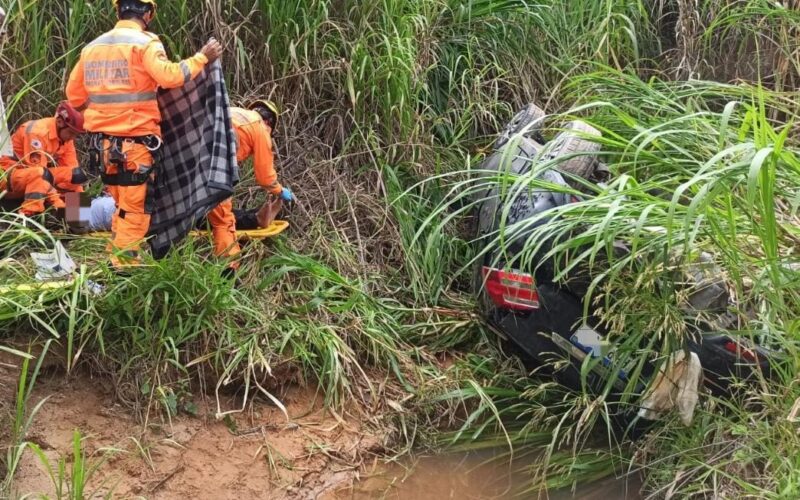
0,102,85,215
207,100,293,270
65,0,222,267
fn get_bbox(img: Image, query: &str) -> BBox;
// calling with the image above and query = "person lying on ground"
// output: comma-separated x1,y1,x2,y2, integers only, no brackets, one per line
65,0,223,268
0,102,86,215
70,193,282,233
207,100,294,272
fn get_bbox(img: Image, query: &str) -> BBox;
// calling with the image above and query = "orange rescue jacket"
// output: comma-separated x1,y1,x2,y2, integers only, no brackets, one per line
0,117,78,170
230,107,282,195
65,20,208,138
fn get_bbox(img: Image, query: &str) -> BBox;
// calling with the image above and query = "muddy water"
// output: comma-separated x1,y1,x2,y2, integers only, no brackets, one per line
334,452,640,500
0,356,640,499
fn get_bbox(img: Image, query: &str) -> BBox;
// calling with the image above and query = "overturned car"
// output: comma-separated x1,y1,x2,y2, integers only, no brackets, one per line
473,104,775,426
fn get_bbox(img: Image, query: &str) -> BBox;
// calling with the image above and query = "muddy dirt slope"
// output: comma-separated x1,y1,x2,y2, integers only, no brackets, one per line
0,361,388,500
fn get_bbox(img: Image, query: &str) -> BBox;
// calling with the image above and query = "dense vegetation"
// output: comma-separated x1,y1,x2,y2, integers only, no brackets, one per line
2,0,799,497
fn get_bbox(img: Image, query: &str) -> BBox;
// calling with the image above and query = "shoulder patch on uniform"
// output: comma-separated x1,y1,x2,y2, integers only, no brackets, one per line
30,139,42,149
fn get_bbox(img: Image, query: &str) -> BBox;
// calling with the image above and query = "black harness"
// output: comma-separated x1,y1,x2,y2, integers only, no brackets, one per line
87,133,162,186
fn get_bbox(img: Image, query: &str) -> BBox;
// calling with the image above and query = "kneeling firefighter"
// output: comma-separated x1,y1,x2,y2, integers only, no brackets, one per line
65,0,222,267
207,100,294,271
0,102,86,215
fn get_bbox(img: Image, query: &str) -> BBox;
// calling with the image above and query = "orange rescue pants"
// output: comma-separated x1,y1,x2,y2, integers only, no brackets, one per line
0,165,65,215
207,197,241,269
102,141,155,267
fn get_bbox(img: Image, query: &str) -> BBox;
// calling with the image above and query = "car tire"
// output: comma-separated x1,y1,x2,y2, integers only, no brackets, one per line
545,120,602,181
494,103,547,151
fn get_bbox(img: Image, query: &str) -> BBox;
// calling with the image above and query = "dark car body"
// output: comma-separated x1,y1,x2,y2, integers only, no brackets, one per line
474,107,775,406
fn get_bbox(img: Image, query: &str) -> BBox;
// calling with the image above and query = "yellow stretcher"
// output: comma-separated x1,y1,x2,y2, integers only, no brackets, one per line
89,220,289,240
0,223,288,296
0,280,74,295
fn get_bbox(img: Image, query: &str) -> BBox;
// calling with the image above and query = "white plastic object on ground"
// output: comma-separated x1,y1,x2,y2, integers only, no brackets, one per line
638,350,703,426
31,241,76,281
84,280,105,296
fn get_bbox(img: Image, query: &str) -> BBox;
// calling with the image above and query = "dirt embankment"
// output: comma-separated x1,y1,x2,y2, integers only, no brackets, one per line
0,358,389,499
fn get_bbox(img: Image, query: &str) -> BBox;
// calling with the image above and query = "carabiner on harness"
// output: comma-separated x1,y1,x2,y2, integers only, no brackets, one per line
142,135,163,152
87,133,109,176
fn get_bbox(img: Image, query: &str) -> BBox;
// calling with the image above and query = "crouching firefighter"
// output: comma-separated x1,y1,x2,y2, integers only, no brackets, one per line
0,102,86,216
65,0,222,267
207,100,294,272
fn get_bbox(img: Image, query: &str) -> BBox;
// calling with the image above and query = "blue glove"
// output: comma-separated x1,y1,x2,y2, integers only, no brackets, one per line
280,187,295,202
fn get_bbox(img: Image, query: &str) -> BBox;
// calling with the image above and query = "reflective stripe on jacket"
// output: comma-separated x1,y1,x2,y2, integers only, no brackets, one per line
230,107,282,195
65,20,208,138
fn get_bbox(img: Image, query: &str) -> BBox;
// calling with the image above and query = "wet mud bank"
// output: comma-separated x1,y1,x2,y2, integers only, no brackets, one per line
1,350,640,499
0,364,388,499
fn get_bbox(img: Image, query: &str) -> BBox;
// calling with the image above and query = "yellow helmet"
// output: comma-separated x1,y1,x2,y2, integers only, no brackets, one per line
248,100,280,128
248,100,279,117
113,0,157,16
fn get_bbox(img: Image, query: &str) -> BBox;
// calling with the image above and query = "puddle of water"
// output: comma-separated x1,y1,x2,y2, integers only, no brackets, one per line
333,452,640,500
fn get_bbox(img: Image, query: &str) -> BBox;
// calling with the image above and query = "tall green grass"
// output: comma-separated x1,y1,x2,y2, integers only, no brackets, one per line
1,341,52,495
420,67,800,495
28,430,118,500
2,0,800,497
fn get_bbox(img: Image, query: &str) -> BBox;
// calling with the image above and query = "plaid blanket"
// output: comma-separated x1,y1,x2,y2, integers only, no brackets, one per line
148,61,239,258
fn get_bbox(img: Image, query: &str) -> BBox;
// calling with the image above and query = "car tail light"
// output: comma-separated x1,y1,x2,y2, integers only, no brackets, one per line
481,266,540,311
723,339,758,363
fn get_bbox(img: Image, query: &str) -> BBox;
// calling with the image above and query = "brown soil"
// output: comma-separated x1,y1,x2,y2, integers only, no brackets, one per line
0,359,388,500
0,349,640,500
